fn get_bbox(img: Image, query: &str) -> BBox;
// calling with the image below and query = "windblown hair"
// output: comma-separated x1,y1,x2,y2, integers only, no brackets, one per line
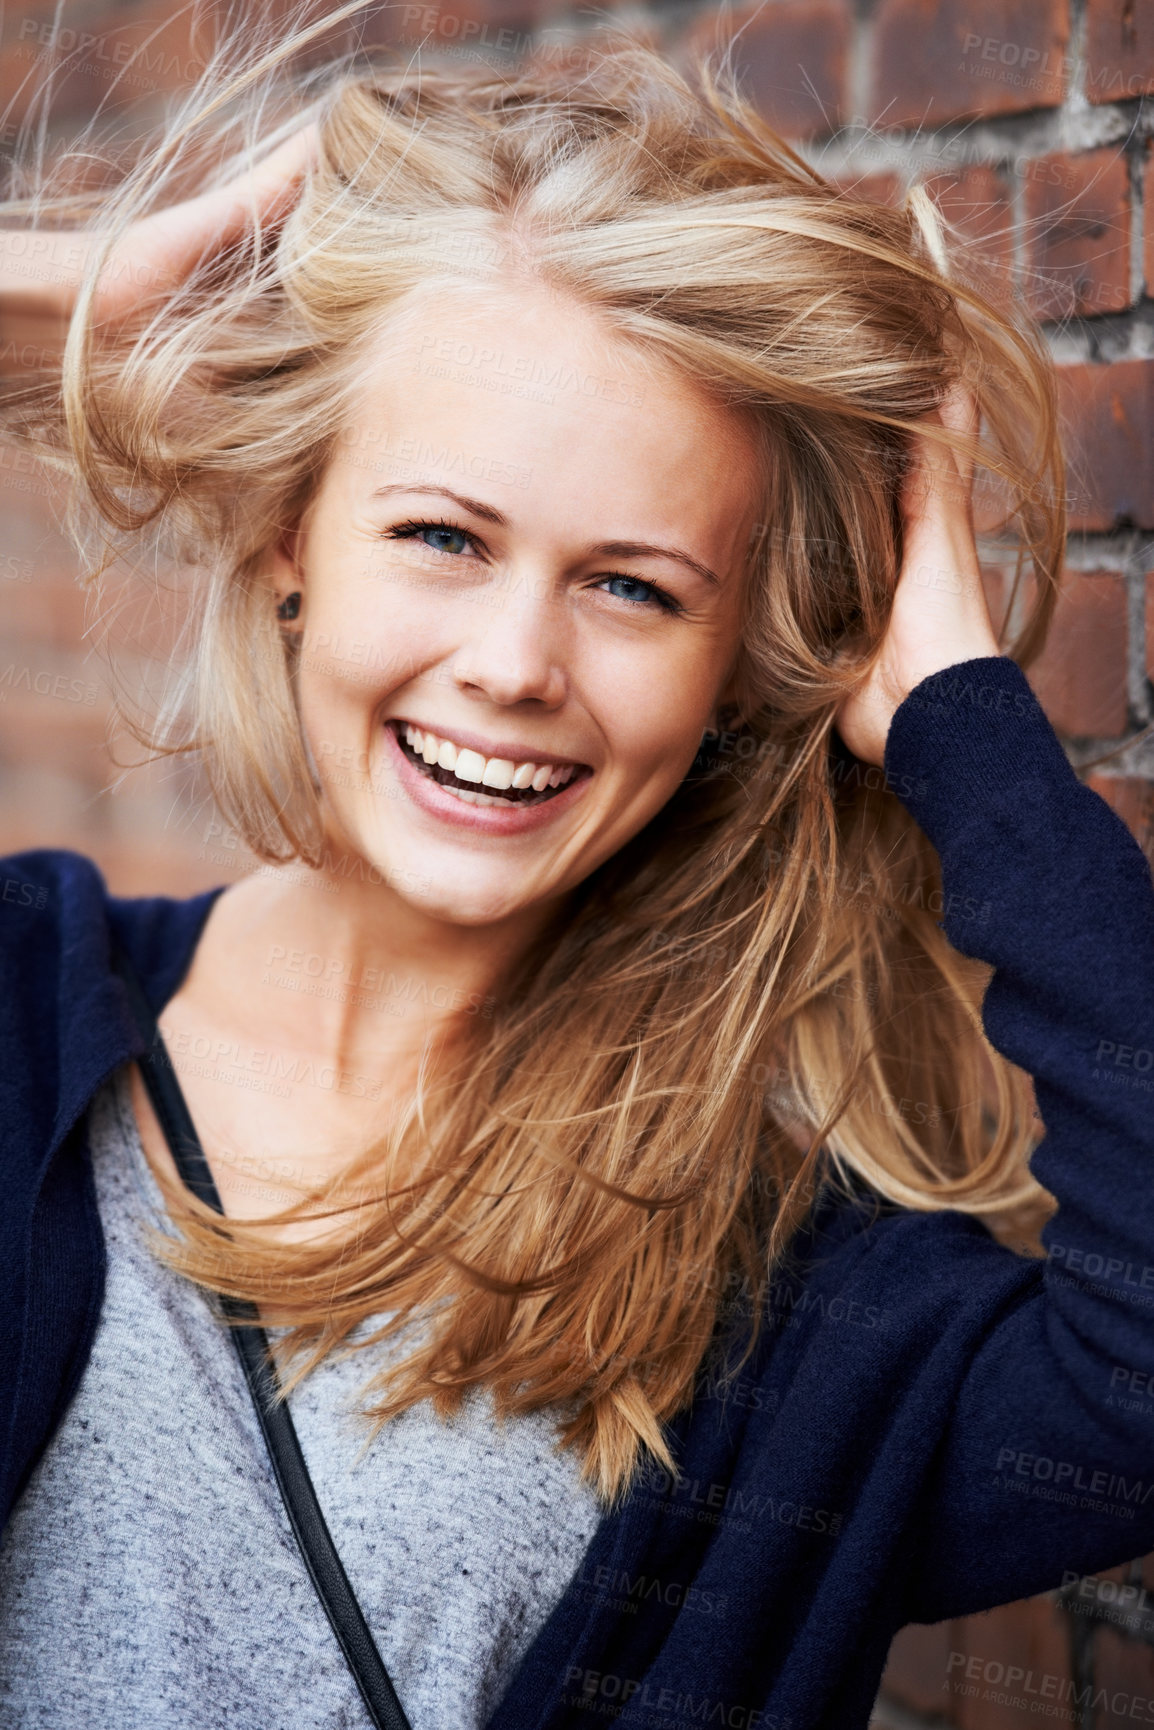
5,4,1063,1499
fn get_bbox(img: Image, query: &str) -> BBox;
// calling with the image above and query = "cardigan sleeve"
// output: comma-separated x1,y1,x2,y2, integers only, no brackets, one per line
880,656,1154,1623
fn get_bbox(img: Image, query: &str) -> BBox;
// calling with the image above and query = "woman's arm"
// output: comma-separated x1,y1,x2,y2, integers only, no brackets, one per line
835,383,1000,767
882,652,1154,1620
830,383,1154,1616
0,126,316,338
0,231,91,320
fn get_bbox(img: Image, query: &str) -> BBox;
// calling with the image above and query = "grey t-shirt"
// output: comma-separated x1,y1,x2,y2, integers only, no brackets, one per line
0,1069,600,1728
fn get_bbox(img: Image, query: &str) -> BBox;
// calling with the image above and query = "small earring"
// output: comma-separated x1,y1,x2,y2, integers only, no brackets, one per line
276,592,301,622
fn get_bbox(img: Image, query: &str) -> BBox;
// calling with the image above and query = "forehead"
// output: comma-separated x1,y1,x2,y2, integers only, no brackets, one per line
333,279,761,555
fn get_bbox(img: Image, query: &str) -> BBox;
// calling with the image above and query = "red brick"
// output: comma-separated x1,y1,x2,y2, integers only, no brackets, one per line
0,309,67,370
1056,360,1154,531
0,456,61,515
91,837,251,899
829,170,904,205
924,165,1014,298
0,807,239,898
98,566,194,664
1087,774,1154,866
0,5,209,123
0,665,111,766
1022,147,1132,319
0,767,102,852
682,1,850,141
364,0,543,58
879,1620,959,1716
868,0,1069,130
0,568,90,649
1026,569,1129,737
953,1596,1072,1729
1084,0,1154,103
1091,1625,1154,1713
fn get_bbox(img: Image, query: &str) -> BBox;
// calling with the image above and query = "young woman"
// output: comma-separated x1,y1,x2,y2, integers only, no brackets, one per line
1,14,1152,1730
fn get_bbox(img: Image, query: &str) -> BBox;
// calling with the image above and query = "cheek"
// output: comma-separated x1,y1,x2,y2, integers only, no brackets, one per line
600,637,727,767
298,575,443,725
606,684,710,798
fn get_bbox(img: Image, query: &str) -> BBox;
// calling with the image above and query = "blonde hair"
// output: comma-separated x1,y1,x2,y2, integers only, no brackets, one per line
7,11,1063,1501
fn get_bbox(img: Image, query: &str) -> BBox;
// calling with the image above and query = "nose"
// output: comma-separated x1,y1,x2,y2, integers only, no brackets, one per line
451,568,568,710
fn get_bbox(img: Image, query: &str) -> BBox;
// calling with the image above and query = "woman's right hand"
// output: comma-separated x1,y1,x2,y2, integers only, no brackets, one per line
0,124,317,328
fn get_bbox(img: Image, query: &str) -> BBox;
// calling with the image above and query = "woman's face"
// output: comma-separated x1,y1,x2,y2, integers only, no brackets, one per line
278,280,759,927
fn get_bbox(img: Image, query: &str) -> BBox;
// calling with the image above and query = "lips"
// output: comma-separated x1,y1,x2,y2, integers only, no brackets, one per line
392,721,589,808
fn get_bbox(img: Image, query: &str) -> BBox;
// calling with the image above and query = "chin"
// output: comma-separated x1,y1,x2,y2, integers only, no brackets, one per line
385,868,543,929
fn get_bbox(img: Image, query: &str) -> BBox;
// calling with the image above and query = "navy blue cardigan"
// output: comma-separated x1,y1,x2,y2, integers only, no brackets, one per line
3,655,1154,1730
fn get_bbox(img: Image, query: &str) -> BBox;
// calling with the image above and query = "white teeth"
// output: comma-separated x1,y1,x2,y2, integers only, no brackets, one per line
455,748,486,784
481,757,515,790
397,722,580,798
447,785,509,808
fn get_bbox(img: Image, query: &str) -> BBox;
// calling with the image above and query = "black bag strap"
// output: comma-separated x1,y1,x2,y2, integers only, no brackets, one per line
111,939,412,1730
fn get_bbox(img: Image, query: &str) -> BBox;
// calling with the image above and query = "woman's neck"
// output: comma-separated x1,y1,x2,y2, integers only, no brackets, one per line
190,851,554,1085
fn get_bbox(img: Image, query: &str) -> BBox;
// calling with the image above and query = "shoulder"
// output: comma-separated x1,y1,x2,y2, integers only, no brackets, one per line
0,847,110,995
0,844,105,911
773,1192,1044,1389
0,846,223,1154
0,843,223,999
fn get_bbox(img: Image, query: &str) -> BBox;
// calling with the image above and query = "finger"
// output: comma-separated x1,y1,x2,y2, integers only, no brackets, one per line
937,379,979,441
902,389,980,527
216,124,320,227
98,125,319,319
184,124,319,256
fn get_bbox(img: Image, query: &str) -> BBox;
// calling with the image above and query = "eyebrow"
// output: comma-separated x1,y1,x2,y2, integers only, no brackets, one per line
370,484,723,586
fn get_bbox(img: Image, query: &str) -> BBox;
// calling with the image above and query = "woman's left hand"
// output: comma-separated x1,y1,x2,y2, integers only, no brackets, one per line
91,125,319,326
834,383,1002,768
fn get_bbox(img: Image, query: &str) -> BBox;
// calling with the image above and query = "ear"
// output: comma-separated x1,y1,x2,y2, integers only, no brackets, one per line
267,527,305,624
707,663,745,733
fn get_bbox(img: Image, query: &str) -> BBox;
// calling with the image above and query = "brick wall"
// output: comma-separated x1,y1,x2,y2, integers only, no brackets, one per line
1,0,1152,1717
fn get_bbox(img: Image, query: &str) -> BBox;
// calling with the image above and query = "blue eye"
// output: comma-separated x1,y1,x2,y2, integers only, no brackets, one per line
600,573,680,613
389,519,474,555
421,525,469,555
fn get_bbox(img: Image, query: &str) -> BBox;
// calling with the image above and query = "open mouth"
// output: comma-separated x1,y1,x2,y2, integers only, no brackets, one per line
391,721,589,808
